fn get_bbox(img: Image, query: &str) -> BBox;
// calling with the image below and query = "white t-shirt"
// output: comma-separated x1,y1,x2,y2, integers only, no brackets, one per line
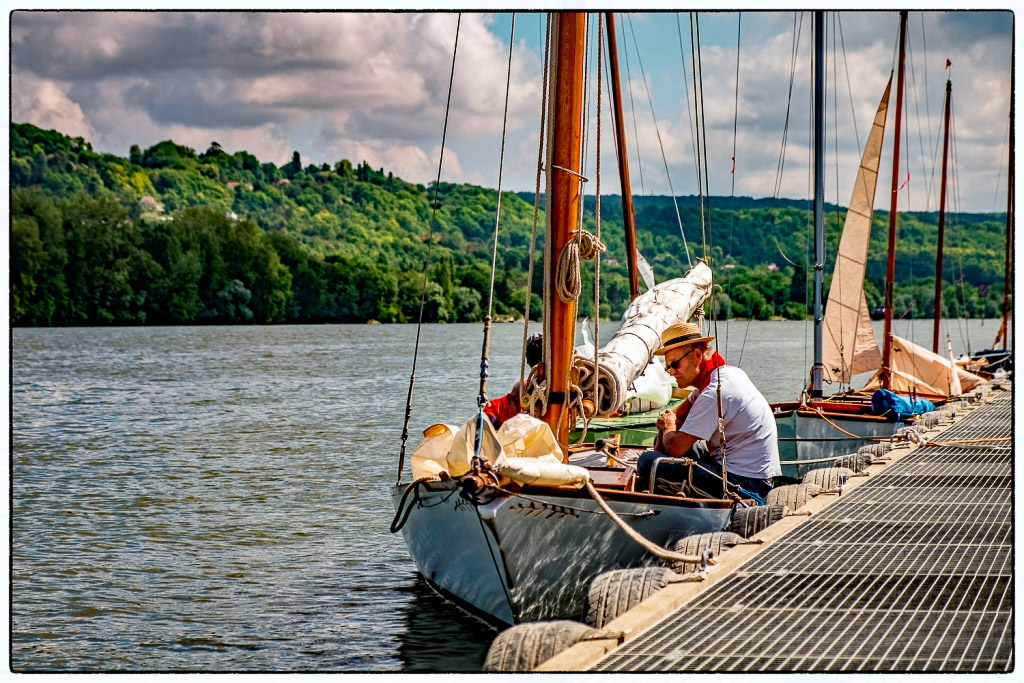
680,365,782,479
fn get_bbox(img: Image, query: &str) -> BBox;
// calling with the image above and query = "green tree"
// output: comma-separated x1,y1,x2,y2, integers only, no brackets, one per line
11,188,69,324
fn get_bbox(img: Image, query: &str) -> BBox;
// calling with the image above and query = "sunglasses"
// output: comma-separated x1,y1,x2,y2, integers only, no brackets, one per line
666,346,702,371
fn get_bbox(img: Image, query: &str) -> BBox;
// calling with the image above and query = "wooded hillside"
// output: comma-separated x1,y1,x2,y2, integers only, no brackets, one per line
11,122,1008,326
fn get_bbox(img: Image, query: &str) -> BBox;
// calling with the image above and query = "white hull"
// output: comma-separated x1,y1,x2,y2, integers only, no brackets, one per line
774,409,900,479
391,480,731,625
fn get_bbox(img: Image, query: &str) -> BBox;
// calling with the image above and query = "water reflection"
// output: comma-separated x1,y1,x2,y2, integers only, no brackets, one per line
396,575,497,672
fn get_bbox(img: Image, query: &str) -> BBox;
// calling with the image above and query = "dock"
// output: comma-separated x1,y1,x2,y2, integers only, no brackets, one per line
540,385,1013,672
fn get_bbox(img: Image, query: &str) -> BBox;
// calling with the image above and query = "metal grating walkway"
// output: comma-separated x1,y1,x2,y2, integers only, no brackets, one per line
593,390,1014,672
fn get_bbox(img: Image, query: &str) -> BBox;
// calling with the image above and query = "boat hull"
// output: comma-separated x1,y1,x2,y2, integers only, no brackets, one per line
773,407,900,479
391,480,731,626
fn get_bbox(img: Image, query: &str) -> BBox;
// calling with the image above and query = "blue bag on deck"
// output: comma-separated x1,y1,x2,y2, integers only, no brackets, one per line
871,389,936,419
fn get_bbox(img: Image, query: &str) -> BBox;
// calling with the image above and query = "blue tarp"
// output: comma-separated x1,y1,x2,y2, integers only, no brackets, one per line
871,389,936,419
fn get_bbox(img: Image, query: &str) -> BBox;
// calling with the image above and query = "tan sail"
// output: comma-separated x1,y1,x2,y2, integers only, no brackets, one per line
821,77,892,384
862,334,983,397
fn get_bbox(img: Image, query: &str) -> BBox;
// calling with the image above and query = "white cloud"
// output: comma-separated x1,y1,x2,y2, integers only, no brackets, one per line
8,10,1012,211
11,73,97,141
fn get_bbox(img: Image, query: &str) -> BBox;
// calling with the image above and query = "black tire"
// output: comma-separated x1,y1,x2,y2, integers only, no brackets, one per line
669,532,745,573
801,466,853,490
729,503,787,538
766,483,821,511
483,620,598,672
581,566,676,628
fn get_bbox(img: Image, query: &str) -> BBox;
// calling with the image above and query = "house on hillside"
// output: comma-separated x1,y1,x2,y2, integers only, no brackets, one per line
139,195,163,213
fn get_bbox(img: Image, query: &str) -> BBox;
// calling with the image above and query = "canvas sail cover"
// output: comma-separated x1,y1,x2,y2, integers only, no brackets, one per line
862,334,984,397
821,77,892,384
577,261,713,415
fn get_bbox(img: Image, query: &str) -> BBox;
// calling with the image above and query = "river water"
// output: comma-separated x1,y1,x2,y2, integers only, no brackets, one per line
10,318,998,672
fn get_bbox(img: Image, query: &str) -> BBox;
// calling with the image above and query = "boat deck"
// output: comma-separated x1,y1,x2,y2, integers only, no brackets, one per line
541,385,1013,672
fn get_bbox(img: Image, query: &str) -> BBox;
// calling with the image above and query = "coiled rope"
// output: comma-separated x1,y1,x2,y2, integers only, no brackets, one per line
556,230,607,302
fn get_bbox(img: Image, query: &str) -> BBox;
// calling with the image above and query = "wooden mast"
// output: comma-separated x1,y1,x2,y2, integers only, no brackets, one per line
543,12,586,451
932,76,952,353
604,12,640,301
881,10,908,391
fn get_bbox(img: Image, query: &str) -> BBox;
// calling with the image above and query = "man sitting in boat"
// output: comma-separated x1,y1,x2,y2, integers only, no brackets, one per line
483,333,543,428
635,322,781,501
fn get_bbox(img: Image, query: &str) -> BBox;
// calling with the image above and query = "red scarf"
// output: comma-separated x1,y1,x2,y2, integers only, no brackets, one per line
693,351,727,391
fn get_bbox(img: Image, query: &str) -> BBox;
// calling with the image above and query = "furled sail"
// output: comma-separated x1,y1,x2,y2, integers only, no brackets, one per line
821,77,892,384
862,334,984,397
576,260,713,415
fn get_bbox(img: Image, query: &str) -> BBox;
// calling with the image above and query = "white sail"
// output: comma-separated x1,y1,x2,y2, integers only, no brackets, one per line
821,77,891,384
636,249,656,292
576,261,713,415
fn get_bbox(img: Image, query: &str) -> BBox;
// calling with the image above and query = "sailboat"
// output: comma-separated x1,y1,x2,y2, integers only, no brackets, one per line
770,11,983,478
390,13,734,627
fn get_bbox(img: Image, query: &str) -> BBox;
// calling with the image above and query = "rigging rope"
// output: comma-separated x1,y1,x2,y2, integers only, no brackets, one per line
520,16,551,388
626,15,691,268
476,14,516,411
692,13,712,262
540,16,560,416
472,14,518,462
910,15,940,212
621,22,646,197
836,14,861,153
587,14,605,443
722,12,742,348
396,14,461,485
949,108,974,354
675,13,702,226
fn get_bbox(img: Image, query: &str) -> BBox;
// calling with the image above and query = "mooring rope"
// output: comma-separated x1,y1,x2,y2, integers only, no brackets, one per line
809,406,913,442
584,481,717,566
924,437,1011,446
390,477,444,533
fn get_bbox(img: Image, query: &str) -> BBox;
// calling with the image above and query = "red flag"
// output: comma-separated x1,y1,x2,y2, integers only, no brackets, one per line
730,156,736,174
945,58,951,69
898,170,911,191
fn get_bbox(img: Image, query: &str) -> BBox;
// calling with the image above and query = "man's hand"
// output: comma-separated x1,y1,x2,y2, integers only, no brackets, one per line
656,409,677,432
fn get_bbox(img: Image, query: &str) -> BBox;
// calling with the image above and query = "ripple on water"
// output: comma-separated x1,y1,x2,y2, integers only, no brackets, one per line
12,320,994,671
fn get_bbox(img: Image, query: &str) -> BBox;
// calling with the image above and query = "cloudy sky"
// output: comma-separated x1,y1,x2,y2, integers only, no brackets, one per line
9,7,1014,213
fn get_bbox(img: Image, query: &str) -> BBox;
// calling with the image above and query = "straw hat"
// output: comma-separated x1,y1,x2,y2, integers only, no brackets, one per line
653,322,714,356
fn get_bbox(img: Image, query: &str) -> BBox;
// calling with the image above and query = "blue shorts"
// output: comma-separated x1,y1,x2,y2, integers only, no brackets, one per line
636,447,772,500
